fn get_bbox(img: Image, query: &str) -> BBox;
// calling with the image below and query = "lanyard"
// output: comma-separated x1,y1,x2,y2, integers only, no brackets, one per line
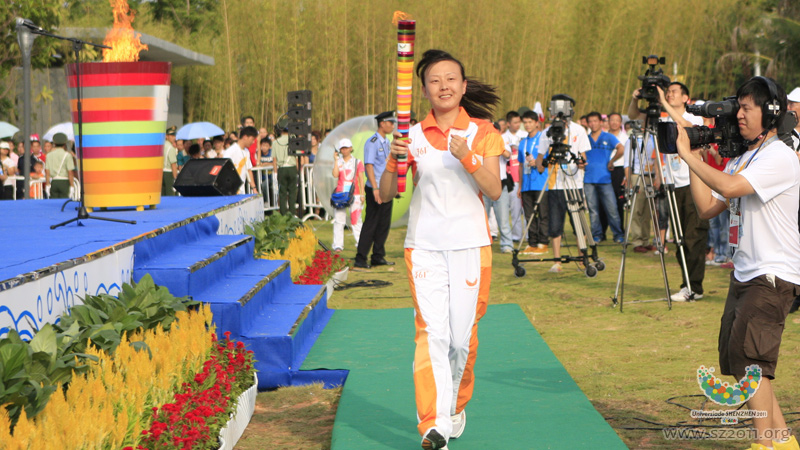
728,135,777,176
728,135,778,215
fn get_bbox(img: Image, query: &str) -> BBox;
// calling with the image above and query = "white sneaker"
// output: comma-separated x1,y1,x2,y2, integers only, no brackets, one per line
450,410,466,439
548,262,562,273
670,287,703,302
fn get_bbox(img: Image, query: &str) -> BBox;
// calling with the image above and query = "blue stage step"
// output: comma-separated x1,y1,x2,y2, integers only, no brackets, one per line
133,234,254,298
130,216,334,389
242,283,334,389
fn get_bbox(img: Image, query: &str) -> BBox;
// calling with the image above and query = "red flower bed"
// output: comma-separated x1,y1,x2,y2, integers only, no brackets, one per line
297,250,347,285
129,331,255,450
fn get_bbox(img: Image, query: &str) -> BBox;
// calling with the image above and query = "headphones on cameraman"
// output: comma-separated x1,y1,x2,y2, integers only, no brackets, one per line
751,76,782,130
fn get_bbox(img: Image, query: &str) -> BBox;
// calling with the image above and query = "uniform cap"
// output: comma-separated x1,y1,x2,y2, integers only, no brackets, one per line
166,126,177,136
52,133,68,145
788,87,800,103
375,111,396,123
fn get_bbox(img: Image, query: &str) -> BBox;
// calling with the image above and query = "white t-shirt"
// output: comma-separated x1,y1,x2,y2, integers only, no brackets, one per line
711,139,800,285
610,129,628,168
537,121,591,189
501,128,527,181
655,111,703,187
405,120,503,250
1,157,14,187
623,134,657,175
223,143,253,194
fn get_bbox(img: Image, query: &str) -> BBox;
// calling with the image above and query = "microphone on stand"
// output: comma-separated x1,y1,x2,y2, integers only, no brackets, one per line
16,18,45,33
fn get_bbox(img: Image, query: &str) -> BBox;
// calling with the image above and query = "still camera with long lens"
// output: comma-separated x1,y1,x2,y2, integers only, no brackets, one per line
543,94,582,166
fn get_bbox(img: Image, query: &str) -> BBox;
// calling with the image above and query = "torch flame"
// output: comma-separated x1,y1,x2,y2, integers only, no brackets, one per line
102,0,148,62
392,11,414,25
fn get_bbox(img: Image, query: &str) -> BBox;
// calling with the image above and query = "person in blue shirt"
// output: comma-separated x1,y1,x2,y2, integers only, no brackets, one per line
355,111,396,268
584,111,625,243
518,110,550,254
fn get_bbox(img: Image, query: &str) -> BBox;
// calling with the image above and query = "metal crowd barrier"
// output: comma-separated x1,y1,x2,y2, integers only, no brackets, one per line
250,165,280,211
300,163,324,221
8,176,49,200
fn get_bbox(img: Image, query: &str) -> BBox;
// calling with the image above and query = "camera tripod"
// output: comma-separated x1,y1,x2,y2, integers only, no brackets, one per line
511,152,604,278
612,117,693,311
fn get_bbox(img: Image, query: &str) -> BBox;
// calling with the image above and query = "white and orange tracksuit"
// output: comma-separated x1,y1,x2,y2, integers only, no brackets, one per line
403,107,504,439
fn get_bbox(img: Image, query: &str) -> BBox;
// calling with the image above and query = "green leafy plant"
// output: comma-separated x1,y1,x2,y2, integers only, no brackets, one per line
245,214,303,256
0,275,198,430
56,274,198,355
0,322,95,430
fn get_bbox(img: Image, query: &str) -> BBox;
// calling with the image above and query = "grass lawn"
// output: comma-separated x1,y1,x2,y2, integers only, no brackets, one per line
241,218,800,450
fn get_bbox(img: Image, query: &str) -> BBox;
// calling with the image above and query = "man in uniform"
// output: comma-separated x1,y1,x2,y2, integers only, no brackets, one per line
44,133,75,199
356,111,395,269
162,126,178,196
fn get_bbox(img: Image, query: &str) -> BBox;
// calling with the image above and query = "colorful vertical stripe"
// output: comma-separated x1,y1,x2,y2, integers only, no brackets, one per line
396,19,415,193
67,62,171,208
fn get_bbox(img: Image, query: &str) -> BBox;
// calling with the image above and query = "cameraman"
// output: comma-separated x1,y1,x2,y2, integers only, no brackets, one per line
677,77,800,450
629,82,707,302
535,96,591,273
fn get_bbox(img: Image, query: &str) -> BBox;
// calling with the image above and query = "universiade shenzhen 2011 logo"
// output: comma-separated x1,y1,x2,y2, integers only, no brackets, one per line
697,364,762,406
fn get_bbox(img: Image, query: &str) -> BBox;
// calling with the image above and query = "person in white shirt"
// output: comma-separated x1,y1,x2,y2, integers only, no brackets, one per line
502,111,528,243
331,138,365,251
535,95,592,273
676,76,800,450
482,111,514,253
380,49,503,450
608,112,628,230
630,81,707,301
223,126,257,194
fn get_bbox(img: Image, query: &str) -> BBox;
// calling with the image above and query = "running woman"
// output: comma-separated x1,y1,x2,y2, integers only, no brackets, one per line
380,49,503,450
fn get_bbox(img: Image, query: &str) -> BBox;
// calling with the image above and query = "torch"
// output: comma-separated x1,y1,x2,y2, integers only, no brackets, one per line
393,12,414,193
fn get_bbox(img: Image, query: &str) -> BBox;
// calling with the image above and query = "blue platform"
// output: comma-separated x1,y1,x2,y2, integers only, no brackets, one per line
0,197,336,389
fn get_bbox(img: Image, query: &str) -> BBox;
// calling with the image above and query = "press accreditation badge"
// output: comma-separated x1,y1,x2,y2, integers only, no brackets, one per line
729,213,740,248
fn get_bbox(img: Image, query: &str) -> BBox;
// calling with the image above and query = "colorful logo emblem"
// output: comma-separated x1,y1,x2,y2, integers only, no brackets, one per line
697,365,761,406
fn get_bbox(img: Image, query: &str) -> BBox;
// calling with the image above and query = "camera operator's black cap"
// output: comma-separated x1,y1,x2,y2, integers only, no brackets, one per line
376,111,396,123
551,94,576,106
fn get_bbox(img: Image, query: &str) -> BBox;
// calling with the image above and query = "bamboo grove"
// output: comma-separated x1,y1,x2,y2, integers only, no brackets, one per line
5,0,799,131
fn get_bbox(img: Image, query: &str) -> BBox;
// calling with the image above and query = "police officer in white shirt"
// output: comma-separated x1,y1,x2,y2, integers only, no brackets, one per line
676,77,800,450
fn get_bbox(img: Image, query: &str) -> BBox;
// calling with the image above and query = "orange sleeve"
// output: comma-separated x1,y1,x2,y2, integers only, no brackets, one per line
472,122,504,159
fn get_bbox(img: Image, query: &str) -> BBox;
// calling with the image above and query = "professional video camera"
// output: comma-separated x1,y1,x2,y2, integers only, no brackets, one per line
638,55,671,104
544,94,580,165
656,97,746,157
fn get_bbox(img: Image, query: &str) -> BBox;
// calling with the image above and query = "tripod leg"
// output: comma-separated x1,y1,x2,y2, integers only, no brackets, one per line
613,185,639,309
515,188,545,252
666,185,693,302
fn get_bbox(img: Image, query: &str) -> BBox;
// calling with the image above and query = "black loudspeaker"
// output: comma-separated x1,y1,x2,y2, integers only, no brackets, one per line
173,158,242,196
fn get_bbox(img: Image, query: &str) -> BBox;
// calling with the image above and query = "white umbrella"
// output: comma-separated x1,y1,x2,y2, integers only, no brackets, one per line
176,122,225,141
43,122,74,142
0,122,19,139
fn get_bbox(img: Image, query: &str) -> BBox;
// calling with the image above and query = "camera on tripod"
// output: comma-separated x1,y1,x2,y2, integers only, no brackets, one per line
638,55,671,104
543,94,581,166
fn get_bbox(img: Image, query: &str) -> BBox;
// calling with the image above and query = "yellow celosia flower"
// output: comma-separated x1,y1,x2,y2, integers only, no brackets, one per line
1,306,215,450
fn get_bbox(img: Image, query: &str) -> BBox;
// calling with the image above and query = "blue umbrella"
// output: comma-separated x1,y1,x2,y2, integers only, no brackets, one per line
176,122,225,141
0,122,19,139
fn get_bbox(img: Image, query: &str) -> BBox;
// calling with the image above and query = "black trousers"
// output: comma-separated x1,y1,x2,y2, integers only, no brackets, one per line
674,185,709,294
356,185,393,264
278,166,298,216
521,190,549,246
